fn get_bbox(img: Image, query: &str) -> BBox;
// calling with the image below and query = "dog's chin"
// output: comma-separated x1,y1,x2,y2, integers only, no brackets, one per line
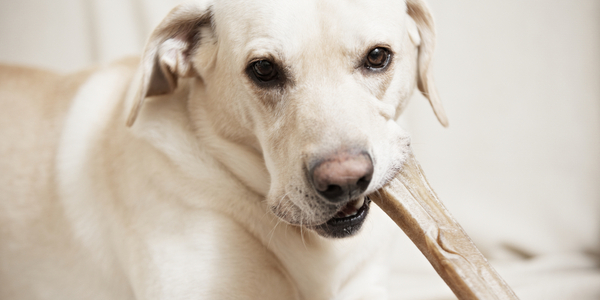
310,196,371,239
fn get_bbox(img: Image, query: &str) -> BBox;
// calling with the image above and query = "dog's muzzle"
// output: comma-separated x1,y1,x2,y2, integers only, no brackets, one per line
309,150,374,238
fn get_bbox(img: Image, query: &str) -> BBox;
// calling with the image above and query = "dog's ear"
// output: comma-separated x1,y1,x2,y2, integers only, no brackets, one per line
406,0,448,127
126,4,212,126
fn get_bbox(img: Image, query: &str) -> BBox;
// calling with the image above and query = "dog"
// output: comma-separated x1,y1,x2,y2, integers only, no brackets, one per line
0,0,447,298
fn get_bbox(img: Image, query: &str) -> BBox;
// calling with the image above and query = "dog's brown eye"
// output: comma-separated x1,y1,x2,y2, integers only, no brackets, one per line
365,47,391,70
252,60,278,82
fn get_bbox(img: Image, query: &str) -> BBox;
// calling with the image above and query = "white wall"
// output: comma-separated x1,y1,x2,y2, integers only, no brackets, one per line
0,0,178,72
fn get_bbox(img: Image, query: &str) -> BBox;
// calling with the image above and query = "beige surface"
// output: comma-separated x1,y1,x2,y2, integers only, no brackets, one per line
0,0,598,299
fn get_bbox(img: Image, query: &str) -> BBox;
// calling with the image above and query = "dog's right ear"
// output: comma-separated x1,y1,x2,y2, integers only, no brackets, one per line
406,0,449,127
126,4,213,127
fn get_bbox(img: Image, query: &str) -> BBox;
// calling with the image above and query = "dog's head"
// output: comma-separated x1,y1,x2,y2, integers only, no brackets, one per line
127,0,447,238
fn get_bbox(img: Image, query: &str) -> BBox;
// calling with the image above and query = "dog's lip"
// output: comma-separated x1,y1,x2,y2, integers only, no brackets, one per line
332,197,367,219
311,196,371,238
327,196,370,224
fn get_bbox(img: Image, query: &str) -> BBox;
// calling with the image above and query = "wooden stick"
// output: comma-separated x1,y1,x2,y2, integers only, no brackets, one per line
370,150,519,300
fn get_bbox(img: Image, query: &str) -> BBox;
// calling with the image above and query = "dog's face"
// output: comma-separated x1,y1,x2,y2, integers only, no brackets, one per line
127,0,447,238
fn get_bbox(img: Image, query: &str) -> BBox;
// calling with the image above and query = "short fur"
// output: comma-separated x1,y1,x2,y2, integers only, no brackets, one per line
0,0,446,299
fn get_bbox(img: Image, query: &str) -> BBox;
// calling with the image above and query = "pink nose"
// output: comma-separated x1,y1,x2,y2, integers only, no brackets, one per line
310,151,373,203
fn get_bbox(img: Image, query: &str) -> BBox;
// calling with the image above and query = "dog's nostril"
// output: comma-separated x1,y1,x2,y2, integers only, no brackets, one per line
356,176,371,192
320,184,344,199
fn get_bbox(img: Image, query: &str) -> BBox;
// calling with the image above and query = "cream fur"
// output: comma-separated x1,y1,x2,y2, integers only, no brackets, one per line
0,0,446,299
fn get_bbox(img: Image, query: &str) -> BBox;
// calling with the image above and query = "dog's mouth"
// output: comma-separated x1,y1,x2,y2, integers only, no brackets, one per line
312,196,371,238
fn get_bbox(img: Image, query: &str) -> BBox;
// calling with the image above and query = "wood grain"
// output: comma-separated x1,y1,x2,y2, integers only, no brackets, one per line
370,150,519,300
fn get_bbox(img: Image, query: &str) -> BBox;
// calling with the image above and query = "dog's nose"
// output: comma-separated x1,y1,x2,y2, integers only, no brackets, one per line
310,151,373,203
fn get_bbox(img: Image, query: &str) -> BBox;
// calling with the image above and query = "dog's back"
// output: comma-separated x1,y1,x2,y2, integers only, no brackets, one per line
0,65,89,198
0,64,100,299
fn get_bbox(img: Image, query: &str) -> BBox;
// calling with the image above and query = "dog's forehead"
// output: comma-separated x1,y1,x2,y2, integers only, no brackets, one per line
212,0,409,62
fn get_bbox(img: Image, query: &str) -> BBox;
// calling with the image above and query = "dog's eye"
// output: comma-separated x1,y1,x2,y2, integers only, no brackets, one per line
365,47,391,70
252,60,278,82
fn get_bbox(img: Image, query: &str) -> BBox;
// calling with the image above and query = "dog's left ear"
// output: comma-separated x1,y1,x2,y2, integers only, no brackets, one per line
406,0,449,127
126,4,212,126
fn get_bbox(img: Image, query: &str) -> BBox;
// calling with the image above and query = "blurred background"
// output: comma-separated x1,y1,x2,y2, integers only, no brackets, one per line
1,0,598,299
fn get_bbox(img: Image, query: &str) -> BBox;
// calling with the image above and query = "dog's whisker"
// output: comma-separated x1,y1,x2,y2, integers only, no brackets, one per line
264,190,295,249
267,217,284,249
299,218,306,248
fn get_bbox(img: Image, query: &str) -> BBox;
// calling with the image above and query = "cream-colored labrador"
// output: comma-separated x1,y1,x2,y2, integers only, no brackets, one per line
0,0,447,299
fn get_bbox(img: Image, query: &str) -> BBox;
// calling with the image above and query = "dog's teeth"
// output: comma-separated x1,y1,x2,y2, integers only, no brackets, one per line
333,198,365,219
354,197,365,209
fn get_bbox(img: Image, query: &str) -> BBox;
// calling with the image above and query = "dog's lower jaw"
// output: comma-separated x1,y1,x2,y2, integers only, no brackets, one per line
311,197,372,238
